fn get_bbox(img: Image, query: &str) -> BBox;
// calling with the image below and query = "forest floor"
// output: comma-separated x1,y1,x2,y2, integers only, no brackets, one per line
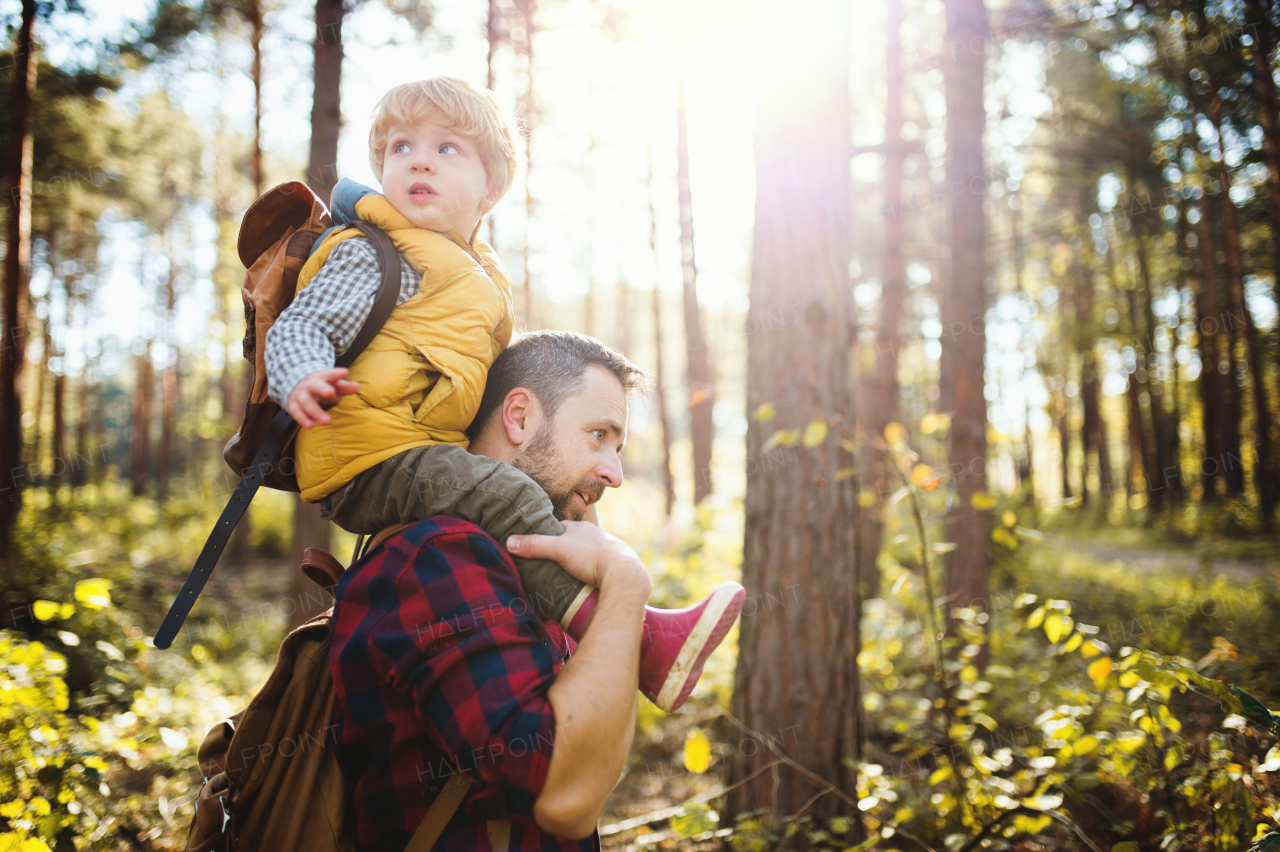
1043,529,1277,585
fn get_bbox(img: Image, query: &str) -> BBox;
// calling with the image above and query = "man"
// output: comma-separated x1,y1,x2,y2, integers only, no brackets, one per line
329,331,659,851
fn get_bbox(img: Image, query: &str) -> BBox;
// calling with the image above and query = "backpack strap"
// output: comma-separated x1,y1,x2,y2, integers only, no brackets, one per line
405,771,472,852
153,222,404,650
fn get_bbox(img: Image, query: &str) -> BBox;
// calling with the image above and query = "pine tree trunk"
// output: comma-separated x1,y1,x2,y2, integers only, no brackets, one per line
1058,389,1072,500
290,495,332,630
861,0,907,597
247,0,265,198
1191,238,1222,500
517,0,538,329
158,363,177,501
942,0,990,638
648,154,675,518
31,311,50,478
0,0,37,536
307,0,345,205
1244,0,1280,336
131,345,154,497
52,373,65,488
73,369,89,488
730,0,860,824
676,54,714,505
1211,103,1279,519
1134,231,1180,503
1197,189,1243,496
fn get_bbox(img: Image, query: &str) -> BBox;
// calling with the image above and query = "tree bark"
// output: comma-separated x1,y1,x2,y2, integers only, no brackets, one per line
1133,231,1181,503
290,495,332,630
307,0,345,205
1210,103,1279,519
516,0,538,329
861,0,907,597
247,0,266,198
648,153,675,518
1057,388,1072,501
1,0,38,535
942,0,990,636
676,53,715,505
1197,189,1243,496
730,0,860,824
73,369,89,488
1244,0,1280,338
131,345,154,497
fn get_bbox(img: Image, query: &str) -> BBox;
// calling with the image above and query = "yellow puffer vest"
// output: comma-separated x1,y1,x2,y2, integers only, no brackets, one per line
293,194,513,502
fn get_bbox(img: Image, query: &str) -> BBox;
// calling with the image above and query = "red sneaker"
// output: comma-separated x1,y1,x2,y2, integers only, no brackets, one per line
561,582,747,713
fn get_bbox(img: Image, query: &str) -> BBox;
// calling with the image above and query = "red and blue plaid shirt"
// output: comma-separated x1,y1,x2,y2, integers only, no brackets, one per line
330,516,600,852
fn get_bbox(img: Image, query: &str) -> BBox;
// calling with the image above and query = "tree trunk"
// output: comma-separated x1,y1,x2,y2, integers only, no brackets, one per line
942,0,990,636
158,361,177,501
247,0,266,198
131,345,154,497
1,0,37,535
1210,103,1279,519
1244,0,1280,337
31,311,50,477
516,0,538,329
1058,389,1072,501
676,54,715,505
730,0,860,825
860,0,907,597
648,153,675,518
1198,189,1243,496
1133,231,1180,503
307,0,345,205
52,372,65,489
73,368,89,488
1190,222,1222,501
1010,196,1039,504
290,495,332,630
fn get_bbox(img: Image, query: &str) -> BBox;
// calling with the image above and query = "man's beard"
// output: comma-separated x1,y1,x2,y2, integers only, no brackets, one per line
511,424,605,521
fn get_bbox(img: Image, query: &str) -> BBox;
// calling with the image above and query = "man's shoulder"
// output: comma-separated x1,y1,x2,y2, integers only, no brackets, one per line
354,516,517,590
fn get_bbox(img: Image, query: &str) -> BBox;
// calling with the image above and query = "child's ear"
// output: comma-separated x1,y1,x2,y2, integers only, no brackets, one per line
478,187,500,216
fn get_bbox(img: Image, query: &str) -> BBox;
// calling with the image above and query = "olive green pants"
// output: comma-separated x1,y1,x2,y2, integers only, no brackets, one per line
319,444,587,622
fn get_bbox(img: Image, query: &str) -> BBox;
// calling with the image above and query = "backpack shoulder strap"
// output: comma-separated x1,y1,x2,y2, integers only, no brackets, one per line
405,771,472,852
153,223,404,651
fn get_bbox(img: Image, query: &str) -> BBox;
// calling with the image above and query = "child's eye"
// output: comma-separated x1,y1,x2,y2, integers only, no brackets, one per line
394,142,411,154
439,143,460,155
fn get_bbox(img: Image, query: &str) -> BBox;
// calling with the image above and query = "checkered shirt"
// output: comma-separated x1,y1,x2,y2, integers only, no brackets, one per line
264,237,421,408
330,516,600,852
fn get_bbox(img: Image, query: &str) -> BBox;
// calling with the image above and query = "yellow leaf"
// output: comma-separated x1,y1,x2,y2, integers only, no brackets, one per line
684,730,712,774
689,389,709,407
920,413,941,435
1001,510,1017,528
883,422,906,444
840,438,858,454
970,491,996,510
1026,606,1045,629
959,665,978,684
836,468,857,480
1073,735,1100,756
910,464,933,486
752,402,776,421
857,490,876,506
928,765,953,785
803,419,829,448
1063,633,1083,652
31,601,61,622
1044,613,1073,643
1087,657,1115,681
1081,639,1103,659
74,579,113,609
762,428,800,453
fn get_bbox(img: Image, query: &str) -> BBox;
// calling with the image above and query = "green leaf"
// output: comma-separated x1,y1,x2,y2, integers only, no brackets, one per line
1112,844,1140,852
670,803,719,839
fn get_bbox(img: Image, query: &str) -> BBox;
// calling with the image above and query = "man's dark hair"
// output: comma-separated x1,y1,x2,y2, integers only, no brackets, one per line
467,330,648,440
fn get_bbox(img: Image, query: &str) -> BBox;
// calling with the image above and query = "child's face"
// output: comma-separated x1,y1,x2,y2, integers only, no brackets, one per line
380,118,496,237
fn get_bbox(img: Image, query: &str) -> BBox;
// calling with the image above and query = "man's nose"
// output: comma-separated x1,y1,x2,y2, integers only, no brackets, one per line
597,454,623,489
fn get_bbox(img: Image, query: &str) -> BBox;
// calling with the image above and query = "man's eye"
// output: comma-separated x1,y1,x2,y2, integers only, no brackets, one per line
593,430,605,441
440,143,459,154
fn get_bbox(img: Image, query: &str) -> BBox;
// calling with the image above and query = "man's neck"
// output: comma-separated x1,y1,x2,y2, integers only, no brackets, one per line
468,429,517,465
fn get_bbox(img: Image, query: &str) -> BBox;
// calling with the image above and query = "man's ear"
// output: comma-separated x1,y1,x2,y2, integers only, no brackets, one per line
500,387,538,447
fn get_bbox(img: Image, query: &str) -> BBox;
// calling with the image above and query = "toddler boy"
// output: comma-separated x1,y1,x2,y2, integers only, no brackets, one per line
264,78,741,712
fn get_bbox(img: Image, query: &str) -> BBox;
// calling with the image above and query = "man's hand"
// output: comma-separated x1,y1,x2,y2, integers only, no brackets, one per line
507,522,651,597
287,367,359,428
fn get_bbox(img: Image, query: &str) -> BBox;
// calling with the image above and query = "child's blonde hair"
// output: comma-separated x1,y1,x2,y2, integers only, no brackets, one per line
368,78,520,202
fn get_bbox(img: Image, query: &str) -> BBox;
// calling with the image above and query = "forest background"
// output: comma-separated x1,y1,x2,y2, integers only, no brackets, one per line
1,0,1279,849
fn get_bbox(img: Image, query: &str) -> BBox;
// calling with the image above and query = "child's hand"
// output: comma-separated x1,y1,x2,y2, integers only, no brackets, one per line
287,367,359,428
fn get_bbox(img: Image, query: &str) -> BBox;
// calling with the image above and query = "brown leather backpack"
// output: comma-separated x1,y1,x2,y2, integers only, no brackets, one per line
184,552,474,852
153,184,400,651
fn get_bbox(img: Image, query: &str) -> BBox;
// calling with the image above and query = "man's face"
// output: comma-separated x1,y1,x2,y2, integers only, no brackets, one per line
380,119,495,236
511,366,628,521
